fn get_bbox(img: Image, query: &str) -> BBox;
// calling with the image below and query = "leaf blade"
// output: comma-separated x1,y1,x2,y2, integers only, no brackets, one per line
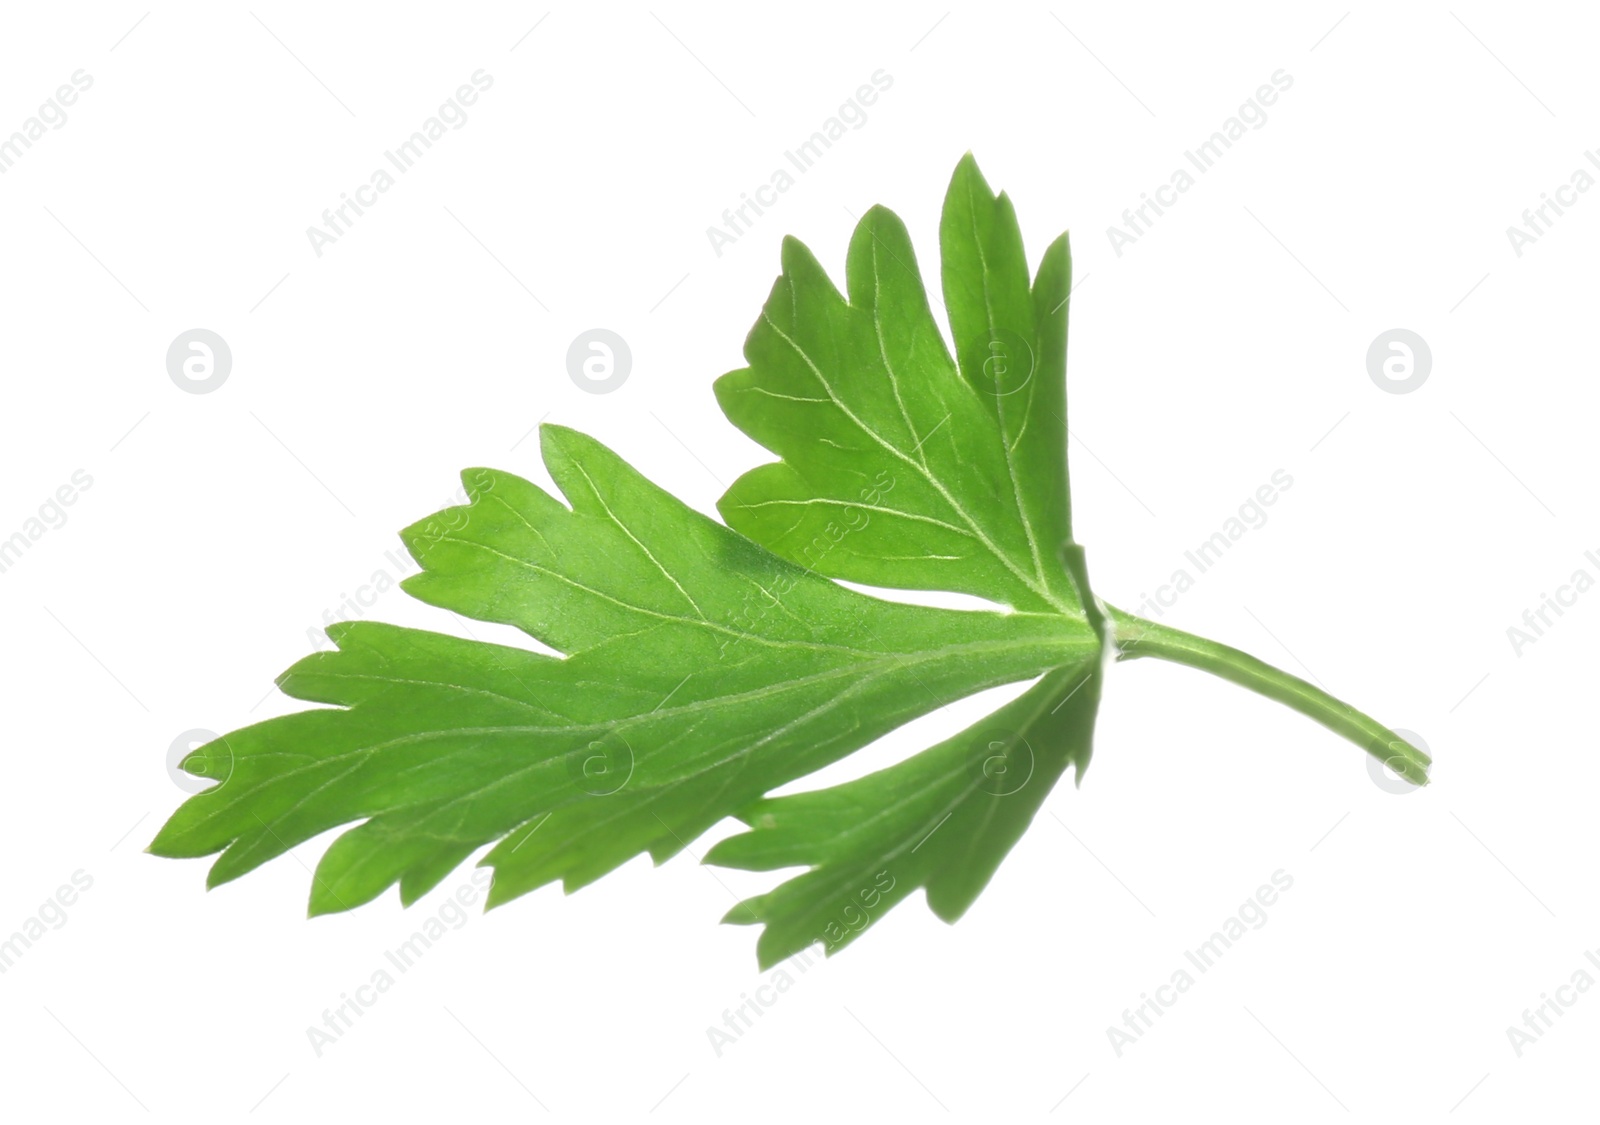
706,660,1103,968
150,428,1096,917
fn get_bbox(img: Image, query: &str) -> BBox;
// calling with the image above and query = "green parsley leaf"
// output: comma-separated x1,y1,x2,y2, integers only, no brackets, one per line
151,155,1428,967
149,426,1097,920
706,661,1102,968
716,155,1079,616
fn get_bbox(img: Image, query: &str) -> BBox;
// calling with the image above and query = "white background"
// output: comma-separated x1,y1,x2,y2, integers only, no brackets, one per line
0,2,1595,1121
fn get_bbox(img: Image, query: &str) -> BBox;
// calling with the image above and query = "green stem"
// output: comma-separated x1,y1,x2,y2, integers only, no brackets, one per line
1105,606,1430,787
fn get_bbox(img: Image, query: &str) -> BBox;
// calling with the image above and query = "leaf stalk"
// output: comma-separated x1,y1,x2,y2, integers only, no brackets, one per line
1106,607,1431,787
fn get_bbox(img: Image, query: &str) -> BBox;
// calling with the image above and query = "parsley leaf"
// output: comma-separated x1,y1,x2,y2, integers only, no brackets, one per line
149,426,1097,919
151,155,1428,966
706,661,1102,968
716,156,1078,616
